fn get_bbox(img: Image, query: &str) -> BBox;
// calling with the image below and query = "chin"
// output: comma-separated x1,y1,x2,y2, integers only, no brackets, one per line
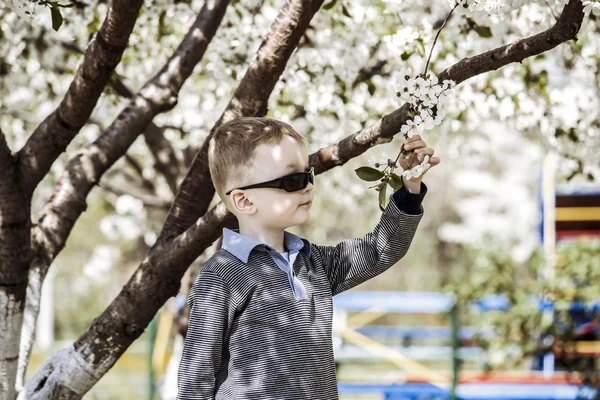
298,209,311,223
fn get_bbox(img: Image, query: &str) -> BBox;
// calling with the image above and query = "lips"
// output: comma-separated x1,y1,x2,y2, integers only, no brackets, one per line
300,200,312,206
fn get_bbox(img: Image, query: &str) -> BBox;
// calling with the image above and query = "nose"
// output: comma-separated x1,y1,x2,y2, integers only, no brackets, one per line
302,181,314,193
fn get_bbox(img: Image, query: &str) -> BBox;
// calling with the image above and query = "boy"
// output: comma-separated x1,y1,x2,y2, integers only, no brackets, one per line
176,117,438,399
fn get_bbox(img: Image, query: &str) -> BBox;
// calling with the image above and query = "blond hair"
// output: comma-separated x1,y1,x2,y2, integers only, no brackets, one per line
208,117,307,204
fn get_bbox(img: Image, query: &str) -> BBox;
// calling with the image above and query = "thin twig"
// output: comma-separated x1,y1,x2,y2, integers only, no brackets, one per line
424,4,458,75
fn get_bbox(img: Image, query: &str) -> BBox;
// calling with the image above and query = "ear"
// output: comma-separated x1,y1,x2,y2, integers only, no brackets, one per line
230,190,256,215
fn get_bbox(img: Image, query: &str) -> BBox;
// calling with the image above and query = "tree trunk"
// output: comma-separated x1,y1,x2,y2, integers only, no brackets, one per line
0,145,30,400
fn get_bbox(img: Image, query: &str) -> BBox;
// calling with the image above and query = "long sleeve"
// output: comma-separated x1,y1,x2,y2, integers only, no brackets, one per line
392,178,428,215
176,271,236,400
311,188,425,296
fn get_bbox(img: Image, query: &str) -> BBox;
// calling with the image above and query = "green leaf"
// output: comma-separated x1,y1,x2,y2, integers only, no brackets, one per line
378,182,388,212
474,25,492,38
158,10,167,40
50,6,63,31
400,51,413,61
388,173,403,191
355,166,384,181
415,38,425,57
366,80,376,95
323,0,338,10
341,4,352,18
567,127,580,143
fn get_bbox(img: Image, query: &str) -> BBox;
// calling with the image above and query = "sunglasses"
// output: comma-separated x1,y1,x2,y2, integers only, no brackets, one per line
226,167,315,195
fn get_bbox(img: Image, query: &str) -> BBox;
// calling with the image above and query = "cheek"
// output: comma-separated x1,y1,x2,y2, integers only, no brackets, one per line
264,194,297,214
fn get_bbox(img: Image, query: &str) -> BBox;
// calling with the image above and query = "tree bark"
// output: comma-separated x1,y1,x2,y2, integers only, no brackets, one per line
17,2,231,398
16,0,144,197
437,0,584,84
0,135,30,400
3,2,144,392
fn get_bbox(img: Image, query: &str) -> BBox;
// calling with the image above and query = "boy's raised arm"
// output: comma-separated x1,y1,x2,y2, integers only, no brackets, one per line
176,270,236,400
311,180,427,296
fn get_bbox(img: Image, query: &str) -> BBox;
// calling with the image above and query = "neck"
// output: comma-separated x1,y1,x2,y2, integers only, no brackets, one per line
238,221,286,254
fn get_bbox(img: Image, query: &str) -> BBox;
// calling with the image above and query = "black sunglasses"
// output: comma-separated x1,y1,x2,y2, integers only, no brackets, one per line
226,167,314,195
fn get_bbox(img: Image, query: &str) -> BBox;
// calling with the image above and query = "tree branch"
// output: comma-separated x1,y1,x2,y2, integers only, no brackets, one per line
62,42,182,194
124,154,156,192
437,0,584,84
99,180,172,210
0,129,14,177
158,0,326,243
351,41,388,89
16,0,144,196
109,76,181,195
311,0,585,174
29,0,230,290
20,1,232,397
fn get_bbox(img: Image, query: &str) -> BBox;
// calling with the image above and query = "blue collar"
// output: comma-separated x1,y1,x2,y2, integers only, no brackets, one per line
221,227,311,264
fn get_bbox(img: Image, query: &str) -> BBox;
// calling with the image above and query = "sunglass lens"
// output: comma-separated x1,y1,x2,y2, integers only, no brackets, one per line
283,173,307,192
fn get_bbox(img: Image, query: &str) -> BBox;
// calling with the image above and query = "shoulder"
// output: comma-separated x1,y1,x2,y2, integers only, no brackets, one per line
196,249,257,296
200,249,244,280
187,250,247,307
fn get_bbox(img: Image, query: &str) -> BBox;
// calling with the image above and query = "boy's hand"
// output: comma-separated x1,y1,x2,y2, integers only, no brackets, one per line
395,135,440,191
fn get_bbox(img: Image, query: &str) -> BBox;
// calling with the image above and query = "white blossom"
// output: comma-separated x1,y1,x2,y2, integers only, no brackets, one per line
582,0,600,15
379,152,390,165
402,154,431,179
5,0,39,23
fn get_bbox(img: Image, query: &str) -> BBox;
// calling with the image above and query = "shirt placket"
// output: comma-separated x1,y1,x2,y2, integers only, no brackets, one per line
275,250,307,300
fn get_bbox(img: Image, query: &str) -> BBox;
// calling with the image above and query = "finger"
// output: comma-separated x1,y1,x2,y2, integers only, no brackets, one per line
402,136,421,148
405,140,426,150
428,156,441,165
415,147,434,156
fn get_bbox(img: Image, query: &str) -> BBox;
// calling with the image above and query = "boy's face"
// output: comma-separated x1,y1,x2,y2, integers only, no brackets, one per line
230,135,314,230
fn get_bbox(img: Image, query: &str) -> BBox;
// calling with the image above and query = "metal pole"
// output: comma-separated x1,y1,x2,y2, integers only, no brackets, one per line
148,312,159,400
450,303,460,400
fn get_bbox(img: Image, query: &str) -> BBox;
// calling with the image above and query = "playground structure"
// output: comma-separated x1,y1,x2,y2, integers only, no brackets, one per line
331,290,599,400
146,288,598,400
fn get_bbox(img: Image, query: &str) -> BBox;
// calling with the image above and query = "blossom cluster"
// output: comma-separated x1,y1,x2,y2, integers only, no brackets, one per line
392,67,455,138
377,68,455,180
4,0,38,23
449,0,599,16
448,0,527,15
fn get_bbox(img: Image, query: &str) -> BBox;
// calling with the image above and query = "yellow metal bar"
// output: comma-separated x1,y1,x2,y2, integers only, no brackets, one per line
152,310,173,375
555,207,600,221
346,309,386,327
334,325,449,384
575,341,600,354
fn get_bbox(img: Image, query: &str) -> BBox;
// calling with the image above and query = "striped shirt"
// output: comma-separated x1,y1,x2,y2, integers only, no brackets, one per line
176,181,427,399
221,226,311,300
